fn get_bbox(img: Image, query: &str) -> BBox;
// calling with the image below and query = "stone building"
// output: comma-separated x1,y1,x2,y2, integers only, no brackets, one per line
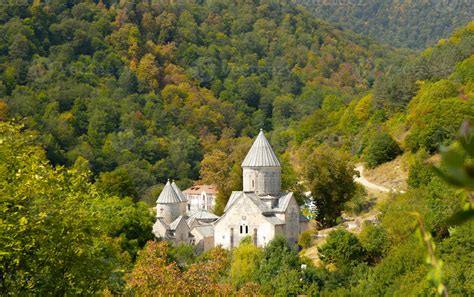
152,129,308,250
214,129,308,248
183,184,217,212
153,180,218,246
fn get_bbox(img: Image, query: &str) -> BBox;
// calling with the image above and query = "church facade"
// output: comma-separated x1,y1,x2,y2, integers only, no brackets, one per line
152,129,308,250
214,129,307,248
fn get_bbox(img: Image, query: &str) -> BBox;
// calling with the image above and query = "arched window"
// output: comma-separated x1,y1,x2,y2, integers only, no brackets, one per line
240,224,249,234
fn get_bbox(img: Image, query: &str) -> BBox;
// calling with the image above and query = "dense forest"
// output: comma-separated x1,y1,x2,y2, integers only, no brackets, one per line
1,0,473,295
306,0,474,49
0,0,408,204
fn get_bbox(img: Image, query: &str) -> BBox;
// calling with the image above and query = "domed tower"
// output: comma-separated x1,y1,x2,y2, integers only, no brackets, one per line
241,129,281,196
156,180,182,224
171,180,188,215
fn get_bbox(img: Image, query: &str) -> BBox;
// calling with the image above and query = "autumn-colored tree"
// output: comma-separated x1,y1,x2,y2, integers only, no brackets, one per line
127,242,233,295
126,241,182,296
0,100,9,121
200,134,252,215
182,247,233,295
136,54,161,92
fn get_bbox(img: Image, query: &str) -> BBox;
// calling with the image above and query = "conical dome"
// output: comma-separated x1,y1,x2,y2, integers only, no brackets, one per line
172,181,187,202
156,180,181,204
242,129,281,167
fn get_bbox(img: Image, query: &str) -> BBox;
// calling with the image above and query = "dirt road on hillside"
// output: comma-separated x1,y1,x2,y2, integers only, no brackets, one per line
354,165,395,193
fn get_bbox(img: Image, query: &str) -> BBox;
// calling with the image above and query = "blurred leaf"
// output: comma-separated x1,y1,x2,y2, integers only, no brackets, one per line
445,209,474,225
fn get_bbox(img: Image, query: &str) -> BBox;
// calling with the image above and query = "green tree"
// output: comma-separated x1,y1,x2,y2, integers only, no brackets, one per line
96,167,138,199
230,241,263,288
364,131,401,168
168,243,196,269
318,229,365,268
358,223,390,264
0,122,130,294
304,145,357,228
257,236,301,294
407,149,435,188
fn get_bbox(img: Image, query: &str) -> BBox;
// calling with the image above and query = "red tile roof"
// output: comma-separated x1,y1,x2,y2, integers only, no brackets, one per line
183,184,217,195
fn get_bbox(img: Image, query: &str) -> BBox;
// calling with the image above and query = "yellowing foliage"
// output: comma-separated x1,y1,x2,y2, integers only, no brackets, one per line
354,93,374,121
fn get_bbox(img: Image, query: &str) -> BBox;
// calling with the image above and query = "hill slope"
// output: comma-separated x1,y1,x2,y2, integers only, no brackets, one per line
0,0,405,201
305,0,473,49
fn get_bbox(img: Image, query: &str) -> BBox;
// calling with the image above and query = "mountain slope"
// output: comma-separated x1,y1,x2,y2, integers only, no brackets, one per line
0,0,405,201
305,0,473,49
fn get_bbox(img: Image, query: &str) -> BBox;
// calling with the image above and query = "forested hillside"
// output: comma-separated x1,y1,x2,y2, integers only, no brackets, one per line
1,0,473,295
306,0,474,49
0,0,406,203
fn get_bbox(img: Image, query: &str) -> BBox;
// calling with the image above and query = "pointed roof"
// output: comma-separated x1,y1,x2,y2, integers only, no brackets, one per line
241,129,281,167
156,180,181,204
171,181,187,202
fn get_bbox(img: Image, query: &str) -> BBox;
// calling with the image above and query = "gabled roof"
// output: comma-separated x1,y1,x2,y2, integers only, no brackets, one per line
241,129,281,167
183,184,217,195
156,180,181,204
275,192,294,212
224,191,294,213
263,214,285,225
224,191,244,212
188,209,219,221
242,192,272,212
172,181,187,202
216,191,297,226
191,225,214,238
152,218,170,239
169,215,186,230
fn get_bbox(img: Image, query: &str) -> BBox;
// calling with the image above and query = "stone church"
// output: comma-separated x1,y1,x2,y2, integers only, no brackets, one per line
153,129,308,250
214,129,307,248
152,180,219,252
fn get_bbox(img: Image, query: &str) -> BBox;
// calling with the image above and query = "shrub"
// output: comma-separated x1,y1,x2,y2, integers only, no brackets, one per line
318,229,365,268
407,150,435,188
358,223,390,264
230,242,262,288
344,185,374,216
298,230,313,249
168,243,196,268
364,131,402,168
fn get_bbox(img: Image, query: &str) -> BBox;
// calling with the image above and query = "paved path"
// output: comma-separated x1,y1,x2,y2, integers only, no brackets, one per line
354,165,392,193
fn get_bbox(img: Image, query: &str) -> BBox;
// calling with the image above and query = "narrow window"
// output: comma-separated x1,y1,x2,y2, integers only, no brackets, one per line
245,225,249,234
240,225,243,234
252,180,254,188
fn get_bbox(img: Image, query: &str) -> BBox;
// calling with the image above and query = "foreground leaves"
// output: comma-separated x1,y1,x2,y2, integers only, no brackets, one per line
0,122,152,294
